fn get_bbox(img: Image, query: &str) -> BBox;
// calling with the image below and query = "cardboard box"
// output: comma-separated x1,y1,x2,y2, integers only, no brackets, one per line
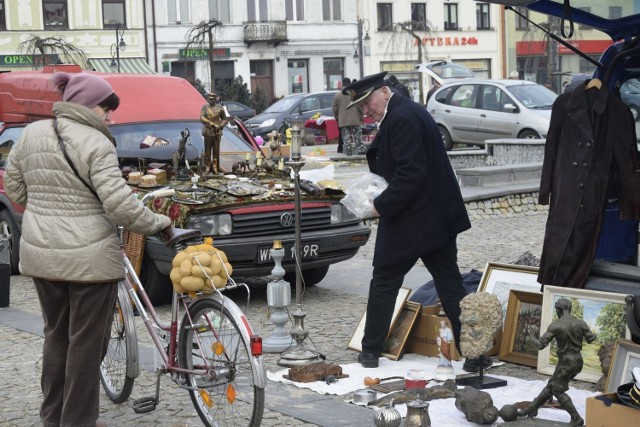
260,144,290,158
406,305,502,360
586,392,639,427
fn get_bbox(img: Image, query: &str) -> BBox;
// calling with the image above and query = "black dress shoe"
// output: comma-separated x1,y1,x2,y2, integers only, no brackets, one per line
462,355,493,373
357,352,379,368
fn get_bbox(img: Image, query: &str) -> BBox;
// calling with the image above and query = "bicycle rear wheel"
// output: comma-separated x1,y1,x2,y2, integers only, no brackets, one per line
100,280,138,403
178,298,265,427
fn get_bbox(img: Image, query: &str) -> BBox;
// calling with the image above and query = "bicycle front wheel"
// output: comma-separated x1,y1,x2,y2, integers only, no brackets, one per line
178,298,265,427
100,280,138,403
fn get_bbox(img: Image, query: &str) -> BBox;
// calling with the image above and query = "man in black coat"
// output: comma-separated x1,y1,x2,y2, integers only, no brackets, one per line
342,72,472,369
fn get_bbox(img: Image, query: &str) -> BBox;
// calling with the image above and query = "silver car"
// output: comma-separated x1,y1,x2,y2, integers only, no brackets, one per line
426,79,557,150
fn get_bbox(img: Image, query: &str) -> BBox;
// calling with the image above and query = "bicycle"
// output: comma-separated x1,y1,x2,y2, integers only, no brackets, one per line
99,187,266,426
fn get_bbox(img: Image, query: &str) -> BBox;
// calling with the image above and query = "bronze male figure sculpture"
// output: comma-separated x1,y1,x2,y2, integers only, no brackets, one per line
518,297,596,426
200,92,228,174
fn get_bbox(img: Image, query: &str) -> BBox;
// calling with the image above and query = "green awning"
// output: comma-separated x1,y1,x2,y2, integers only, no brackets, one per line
88,57,156,74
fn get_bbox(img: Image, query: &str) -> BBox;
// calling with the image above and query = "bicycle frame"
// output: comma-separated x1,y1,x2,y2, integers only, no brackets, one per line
120,247,266,389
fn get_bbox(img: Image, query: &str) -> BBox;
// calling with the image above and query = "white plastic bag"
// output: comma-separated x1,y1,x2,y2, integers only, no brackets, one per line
340,173,388,219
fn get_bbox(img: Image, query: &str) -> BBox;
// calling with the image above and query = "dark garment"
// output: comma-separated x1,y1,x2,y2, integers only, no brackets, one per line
366,95,471,267
362,238,468,356
409,269,482,306
538,81,640,289
391,82,411,99
36,279,118,427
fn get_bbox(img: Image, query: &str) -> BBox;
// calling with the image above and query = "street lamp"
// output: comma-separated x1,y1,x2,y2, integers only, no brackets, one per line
356,19,370,79
352,38,360,64
109,23,127,72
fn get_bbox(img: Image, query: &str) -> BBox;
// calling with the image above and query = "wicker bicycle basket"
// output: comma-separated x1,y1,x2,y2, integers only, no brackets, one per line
123,229,146,276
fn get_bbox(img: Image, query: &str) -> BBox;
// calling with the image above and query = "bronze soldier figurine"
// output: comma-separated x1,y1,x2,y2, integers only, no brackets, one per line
518,298,596,426
200,92,228,174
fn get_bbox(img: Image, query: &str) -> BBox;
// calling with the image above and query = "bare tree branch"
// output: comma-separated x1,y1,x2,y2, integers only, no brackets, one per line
17,35,87,69
184,19,224,91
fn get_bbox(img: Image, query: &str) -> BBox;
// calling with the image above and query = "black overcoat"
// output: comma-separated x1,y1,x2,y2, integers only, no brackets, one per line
538,81,640,289
366,94,471,267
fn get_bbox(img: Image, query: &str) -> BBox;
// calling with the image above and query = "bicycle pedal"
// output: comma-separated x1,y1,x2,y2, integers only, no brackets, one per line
133,396,157,414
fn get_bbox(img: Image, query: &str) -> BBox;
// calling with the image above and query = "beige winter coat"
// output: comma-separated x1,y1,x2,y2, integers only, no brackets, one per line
4,102,171,282
332,92,363,128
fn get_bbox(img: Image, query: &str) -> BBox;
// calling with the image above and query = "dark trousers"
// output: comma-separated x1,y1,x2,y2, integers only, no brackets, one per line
362,238,468,356
35,279,118,427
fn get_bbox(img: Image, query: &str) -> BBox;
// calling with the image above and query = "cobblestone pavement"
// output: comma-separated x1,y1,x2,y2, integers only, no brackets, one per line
1,207,598,426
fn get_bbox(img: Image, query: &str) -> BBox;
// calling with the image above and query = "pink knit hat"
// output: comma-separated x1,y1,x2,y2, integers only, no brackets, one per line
53,73,115,109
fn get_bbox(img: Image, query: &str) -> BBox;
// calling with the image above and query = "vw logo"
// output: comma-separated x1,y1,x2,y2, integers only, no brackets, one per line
280,212,295,227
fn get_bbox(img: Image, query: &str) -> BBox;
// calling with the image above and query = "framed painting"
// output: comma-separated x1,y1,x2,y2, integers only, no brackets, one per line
477,262,541,321
499,290,543,367
382,301,421,360
348,287,411,352
537,286,630,383
605,339,640,393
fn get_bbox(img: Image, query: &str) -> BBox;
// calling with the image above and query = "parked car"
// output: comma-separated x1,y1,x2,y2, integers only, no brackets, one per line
223,100,256,121
244,91,337,138
426,79,557,150
0,68,370,304
620,78,640,121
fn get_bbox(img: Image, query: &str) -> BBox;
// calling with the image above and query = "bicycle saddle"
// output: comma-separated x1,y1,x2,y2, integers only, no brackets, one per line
157,227,202,247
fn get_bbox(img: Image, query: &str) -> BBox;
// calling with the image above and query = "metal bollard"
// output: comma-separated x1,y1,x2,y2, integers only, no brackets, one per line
0,238,9,307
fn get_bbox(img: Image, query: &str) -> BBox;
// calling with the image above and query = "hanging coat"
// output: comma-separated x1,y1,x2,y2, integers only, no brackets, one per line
538,81,640,289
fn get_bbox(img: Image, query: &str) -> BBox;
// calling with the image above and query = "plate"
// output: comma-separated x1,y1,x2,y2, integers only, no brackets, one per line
130,183,165,190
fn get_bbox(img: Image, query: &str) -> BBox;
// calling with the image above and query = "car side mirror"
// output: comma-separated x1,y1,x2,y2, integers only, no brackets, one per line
503,103,518,112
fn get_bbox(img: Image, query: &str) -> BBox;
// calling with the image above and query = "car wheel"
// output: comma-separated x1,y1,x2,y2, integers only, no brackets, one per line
0,210,20,274
139,252,173,305
284,265,329,289
518,129,541,139
438,126,454,151
629,105,640,122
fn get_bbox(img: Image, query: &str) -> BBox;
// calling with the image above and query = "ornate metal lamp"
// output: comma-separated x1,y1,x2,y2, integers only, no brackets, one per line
277,124,322,367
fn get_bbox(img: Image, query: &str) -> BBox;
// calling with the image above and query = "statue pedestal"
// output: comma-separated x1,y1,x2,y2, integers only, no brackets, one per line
456,365,507,390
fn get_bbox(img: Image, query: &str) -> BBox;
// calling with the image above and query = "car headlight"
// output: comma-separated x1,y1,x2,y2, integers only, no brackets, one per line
186,214,232,236
330,204,359,224
260,118,276,128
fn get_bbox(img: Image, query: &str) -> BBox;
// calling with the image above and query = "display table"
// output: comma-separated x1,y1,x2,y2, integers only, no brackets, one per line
304,116,339,143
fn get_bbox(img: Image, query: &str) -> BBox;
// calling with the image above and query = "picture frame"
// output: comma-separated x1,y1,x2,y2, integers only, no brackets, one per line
538,285,630,383
348,287,411,352
477,262,541,321
382,301,421,360
499,290,543,367
605,339,640,393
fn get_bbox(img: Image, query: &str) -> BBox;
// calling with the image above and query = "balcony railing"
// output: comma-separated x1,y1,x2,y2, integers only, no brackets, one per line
243,20,288,46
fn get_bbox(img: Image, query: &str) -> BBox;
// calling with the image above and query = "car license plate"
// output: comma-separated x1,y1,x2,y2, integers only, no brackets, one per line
256,242,320,264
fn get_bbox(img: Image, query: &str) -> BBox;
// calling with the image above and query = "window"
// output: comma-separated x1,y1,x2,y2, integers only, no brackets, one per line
450,84,478,108
168,0,190,24
43,0,68,29
516,7,528,30
322,0,341,21
288,60,308,94
609,6,622,19
0,1,5,30
209,0,230,23
411,3,428,31
247,0,268,21
476,3,490,30
324,58,343,90
103,0,125,28
286,0,304,21
377,3,393,31
444,3,458,31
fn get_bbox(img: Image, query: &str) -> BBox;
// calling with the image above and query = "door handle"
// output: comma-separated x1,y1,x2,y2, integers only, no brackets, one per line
480,114,487,118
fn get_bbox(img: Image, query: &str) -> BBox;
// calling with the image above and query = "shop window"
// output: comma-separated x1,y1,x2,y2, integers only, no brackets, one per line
516,7,528,31
476,3,491,30
43,0,68,29
286,0,305,21
377,3,393,31
0,1,5,30
209,0,230,23
324,58,344,91
103,0,125,28
288,59,309,94
168,0,190,24
444,3,458,31
322,0,341,21
411,3,428,31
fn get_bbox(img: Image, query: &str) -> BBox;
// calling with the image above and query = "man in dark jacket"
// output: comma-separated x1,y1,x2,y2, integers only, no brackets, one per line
387,74,411,98
342,72,472,369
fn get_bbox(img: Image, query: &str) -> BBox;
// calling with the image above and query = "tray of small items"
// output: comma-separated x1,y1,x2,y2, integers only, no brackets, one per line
225,181,269,197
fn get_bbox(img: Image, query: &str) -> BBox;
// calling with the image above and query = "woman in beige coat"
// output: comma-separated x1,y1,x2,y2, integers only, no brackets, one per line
4,72,171,427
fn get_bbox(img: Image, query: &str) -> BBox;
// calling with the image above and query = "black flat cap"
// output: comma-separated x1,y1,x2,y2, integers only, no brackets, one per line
342,71,388,109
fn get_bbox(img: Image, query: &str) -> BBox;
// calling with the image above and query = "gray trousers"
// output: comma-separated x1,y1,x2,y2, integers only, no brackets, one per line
35,278,118,427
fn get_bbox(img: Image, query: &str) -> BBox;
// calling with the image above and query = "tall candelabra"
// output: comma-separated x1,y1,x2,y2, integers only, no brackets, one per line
277,124,322,367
